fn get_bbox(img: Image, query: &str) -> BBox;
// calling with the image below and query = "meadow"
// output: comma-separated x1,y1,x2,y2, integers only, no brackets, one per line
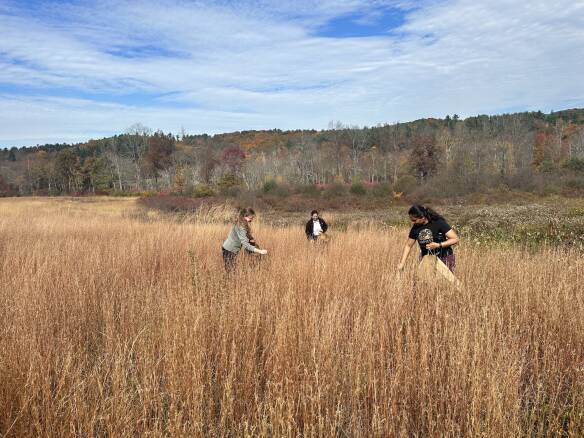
0,197,583,436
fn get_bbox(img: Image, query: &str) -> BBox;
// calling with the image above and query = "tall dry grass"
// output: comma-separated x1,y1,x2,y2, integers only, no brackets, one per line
0,198,583,436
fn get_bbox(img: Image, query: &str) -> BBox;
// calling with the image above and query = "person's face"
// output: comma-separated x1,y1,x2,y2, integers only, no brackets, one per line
312,213,319,221
244,215,255,223
409,215,427,225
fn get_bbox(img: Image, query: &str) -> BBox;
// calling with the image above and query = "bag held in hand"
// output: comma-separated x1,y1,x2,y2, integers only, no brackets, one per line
417,255,461,289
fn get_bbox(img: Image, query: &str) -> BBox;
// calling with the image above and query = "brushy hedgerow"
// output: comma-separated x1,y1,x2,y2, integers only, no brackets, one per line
0,198,583,436
139,194,584,249
450,204,584,249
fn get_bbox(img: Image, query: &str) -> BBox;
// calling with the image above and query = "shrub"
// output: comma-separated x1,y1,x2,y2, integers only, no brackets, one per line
235,190,264,210
110,190,145,197
273,185,290,197
297,184,320,197
262,180,278,193
193,184,215,198
394,175,418,194
221,186,241,197
325,183,346,197
539,185,561,196
217,173,240,189
563,158,584,173
349,183,366,195
541,160,556,173
563,177,584,190
370,183,392,198
217,173,242,196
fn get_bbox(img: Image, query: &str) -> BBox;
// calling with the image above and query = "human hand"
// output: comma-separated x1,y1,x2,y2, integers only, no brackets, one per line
257,249,268,255
426,242,440,250
397,262,404,271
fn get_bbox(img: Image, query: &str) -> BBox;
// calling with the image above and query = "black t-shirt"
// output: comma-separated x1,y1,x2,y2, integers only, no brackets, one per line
408,218,453,257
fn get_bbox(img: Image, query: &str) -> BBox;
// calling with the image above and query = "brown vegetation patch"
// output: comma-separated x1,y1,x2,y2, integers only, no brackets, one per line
0,199,583,435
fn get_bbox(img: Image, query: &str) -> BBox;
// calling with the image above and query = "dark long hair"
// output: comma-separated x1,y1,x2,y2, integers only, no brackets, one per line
236,207,255,239
408,204,443,222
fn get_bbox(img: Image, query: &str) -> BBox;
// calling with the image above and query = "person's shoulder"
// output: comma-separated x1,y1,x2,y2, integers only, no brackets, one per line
434,218,451,229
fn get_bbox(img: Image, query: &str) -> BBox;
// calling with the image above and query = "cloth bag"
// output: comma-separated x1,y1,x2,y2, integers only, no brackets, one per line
417,255,461,289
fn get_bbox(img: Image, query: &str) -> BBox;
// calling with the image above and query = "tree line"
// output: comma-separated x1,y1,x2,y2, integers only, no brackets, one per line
1,109,584,198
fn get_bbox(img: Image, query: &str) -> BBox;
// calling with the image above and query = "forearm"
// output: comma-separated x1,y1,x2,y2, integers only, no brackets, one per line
237,227,257,252
242,241,258,252
399,245,412,265
440,237,459,248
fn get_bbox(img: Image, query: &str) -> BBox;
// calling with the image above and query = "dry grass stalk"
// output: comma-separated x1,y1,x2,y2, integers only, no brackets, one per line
0,198,583,436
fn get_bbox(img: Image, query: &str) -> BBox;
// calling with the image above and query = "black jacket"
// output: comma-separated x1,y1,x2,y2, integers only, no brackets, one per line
305,218,328,238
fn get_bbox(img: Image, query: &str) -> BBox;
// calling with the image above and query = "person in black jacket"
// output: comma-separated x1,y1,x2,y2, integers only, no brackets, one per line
305,210,328,241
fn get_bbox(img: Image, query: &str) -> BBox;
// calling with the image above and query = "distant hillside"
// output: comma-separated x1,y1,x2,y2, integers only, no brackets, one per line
1,109,583,199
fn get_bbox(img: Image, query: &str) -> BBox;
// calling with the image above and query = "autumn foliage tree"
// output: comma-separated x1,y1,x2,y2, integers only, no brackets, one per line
55,149,80,192
145,131,175,184
409,135,440,181
532,131,551,170
0,174,16,196
221,145,246,174
2,109,584,197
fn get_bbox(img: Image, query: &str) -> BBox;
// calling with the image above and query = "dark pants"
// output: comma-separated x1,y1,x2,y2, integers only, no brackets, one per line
222,247,237,272
422,253,456,272
439,254,456,272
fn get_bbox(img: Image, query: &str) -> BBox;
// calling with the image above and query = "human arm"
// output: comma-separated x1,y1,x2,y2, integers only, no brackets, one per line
236,226,267,254
397,238,416,270
426,228,459,250
321,219,328,233
305,221,312,237
247,238,265,254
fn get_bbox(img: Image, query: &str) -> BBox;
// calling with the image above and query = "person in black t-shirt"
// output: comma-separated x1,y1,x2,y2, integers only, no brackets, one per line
397,204,459,272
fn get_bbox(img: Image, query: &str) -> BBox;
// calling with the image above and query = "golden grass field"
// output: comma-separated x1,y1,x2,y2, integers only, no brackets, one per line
0,197,583,437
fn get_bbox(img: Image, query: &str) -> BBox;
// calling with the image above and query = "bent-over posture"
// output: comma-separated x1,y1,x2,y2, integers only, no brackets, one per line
222,207,267,272
397,204,459,272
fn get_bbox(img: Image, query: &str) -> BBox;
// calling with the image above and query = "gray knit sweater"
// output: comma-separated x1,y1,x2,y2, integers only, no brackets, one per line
222,225,256,254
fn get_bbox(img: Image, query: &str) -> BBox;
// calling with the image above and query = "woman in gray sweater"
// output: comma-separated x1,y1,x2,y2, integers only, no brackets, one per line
222,207,267,271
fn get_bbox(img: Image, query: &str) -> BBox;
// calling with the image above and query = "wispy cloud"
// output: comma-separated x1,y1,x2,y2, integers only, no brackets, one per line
0,0,583,146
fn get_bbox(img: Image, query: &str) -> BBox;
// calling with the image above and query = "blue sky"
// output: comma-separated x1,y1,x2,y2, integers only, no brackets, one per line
1,0,584,147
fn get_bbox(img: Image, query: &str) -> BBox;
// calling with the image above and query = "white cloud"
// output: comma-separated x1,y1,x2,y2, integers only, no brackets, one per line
0,0,583,147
